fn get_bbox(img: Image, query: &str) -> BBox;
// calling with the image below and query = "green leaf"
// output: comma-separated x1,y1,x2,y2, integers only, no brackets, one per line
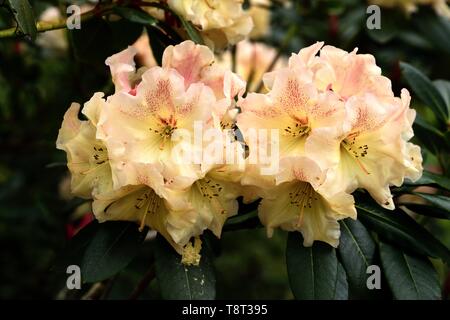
333,263,349,300
412,115,448,155
154,235,216,300
404,170,450,191
413,193,450,216
7,0,37,40
400,62,448,123
355,194,450,265
338,218,376,298
286,233,346,299
223,210,262,232
113,7,158,26
401,202,450,220
176,14,204,45
379,242,441,300
69,17,143,65
81,221,148,283
433,80,450,115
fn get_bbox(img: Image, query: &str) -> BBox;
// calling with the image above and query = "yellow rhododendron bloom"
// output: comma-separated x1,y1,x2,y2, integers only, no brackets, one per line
237,42,422,246
308,45,423,209
56,93,113,198
167,0,254,49
258,157,356,247
58,41,246,262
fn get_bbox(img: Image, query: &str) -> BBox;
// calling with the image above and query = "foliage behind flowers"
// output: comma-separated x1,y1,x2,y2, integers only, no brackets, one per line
0,0,449,300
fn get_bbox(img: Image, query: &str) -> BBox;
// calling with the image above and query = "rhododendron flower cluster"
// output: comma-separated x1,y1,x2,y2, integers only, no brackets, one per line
57,40,422,264
237,42,422,246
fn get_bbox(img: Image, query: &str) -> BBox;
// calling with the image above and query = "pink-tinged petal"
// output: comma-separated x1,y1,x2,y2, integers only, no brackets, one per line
288,41,324,69
162,40,214,88
277,157,325,188
176,82,216,129
138,67,186,117
105,46,137,93
56,102,81,148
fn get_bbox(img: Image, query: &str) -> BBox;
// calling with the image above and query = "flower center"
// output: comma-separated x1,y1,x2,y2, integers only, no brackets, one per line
134,188,161,231
196,178,227,215
289,182,318,227
92,145,108,165
283,122,310,138
341,133,370,174
149,116,178,150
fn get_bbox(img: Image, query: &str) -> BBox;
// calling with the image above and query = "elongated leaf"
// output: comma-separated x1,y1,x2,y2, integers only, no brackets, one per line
401,202,450,220
154,235,215,300
380,242,441,300
434,80,450,114
7,0,37,40
414,193,450,215
223,210,262,231
400,62,448,123
177,15,204,45
82,221,148,283
412,116,448,155
355,194,450,264
404,170,450,191
334,263,349,300
113,7,158,26
338,219,376,298
286,233,342,300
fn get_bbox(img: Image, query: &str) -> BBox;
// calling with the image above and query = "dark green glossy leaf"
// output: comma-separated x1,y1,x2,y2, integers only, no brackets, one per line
404,170,450,191
154,235,216,300
333,263,349,300
400,62,448,123
356,193,450,264
113,7,158,26
433,80,450,114
413,193,450,216
412,115,448,155
401,202,450,220
286,233,343,300
223,210,262,232
380,242,441,300
82,221,148,283
7,0,36,40
338,218,376,298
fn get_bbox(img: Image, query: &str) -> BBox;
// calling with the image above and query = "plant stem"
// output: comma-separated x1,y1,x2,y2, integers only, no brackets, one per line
0,3,116,39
